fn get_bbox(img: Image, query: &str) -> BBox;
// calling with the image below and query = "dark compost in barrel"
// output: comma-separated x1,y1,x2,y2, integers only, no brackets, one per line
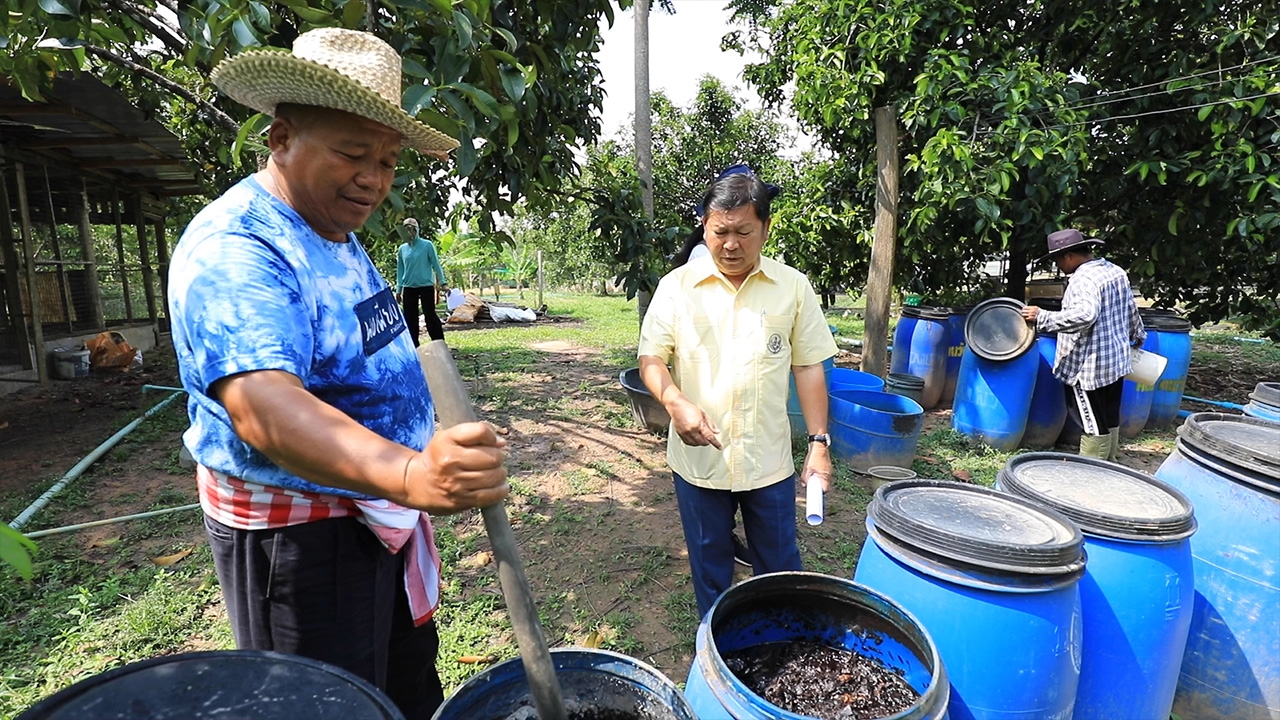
723,641,920,719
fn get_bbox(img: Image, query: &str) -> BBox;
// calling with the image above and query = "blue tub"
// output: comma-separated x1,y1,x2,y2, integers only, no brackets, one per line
855,481,1085,720
829,389,924,471
433,648,696,720
1145,319,1192,430
998,453,1197,720
1155,414,1280,720
1022,336,1066,448
892,306,950,410
829,367,885,393
952,346,1038,451
786,357,836,439
684,572,949,720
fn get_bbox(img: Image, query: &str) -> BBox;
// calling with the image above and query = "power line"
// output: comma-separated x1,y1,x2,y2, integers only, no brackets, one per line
1065,54,1280,104
983,89,1280,135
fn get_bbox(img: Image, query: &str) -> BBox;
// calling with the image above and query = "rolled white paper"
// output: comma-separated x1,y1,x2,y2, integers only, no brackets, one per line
805,474,824,526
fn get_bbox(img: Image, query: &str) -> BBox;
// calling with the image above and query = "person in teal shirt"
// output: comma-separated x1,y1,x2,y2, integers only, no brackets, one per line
395,218,447,344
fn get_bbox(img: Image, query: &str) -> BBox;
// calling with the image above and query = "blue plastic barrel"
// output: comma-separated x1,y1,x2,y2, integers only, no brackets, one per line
786,357,836,439
998,453,1197,720
1119,332,1160,438
1145,317,1192,430
684,572,949,720
942,306,971,405
892,306,950,409
19,651,404,720
855,481,1086,720
433,648,696,720
829,389,924,471
1154,414,1280,720
952,346,1039,451
1242,382,1280,423
1022,335,1067,448
828,367,885,393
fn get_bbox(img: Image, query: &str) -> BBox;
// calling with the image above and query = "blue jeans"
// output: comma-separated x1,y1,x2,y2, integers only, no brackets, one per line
673,472,803,617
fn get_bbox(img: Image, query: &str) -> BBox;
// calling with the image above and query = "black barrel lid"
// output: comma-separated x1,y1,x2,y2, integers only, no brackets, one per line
1249,381,1280,408
1144,315,1192,332
947,305,974,316
901,304,949,321
1178,413,1280,481
886,372,925,388
965,298,1036,360
17,651,403,720
868,480,1084,575
999,453,1196,541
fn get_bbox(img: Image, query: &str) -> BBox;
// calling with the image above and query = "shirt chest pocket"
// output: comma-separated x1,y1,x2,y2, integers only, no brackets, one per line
675,320,719,364
760,314,793,363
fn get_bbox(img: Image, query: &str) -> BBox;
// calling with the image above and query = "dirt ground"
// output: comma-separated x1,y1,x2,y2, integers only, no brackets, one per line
0,330,1272,689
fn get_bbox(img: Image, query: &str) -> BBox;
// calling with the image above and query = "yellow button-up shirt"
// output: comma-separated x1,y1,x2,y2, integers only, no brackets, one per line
638,255,837,490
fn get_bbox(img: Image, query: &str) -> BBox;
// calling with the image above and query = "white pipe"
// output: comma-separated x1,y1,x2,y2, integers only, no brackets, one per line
24,503,201,538
9,392,184,531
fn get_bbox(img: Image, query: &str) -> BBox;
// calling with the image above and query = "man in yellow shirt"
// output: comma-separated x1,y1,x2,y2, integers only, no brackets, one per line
639,166,837,616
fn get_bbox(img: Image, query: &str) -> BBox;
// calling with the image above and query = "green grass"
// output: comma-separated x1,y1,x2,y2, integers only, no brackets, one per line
913,427,1019,486
0,542,227,716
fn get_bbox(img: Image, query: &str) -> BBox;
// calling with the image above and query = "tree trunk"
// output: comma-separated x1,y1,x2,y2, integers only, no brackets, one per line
863,106,899,378
634,0,653,329
1005,244,1029,301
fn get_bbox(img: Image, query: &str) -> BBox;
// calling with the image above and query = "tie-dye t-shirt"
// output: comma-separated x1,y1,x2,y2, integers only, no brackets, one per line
169,175,433,498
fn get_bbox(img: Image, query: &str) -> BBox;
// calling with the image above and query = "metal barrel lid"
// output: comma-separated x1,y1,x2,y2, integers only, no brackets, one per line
1249,381,1280,408
964,297,1036,361
998,452,1196,542
1178,413,1280,481
867,479,1085,575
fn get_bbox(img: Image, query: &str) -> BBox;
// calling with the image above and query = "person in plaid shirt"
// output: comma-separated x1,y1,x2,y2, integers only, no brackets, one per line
1022,229,1145,460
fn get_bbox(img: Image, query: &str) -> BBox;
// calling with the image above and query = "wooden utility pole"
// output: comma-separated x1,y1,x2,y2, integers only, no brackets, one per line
634,0,654,328
536,249,544,309
863,105,899,378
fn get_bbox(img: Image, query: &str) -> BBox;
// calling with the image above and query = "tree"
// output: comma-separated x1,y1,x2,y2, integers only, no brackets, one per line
729,0,1280,334
3,0,630,255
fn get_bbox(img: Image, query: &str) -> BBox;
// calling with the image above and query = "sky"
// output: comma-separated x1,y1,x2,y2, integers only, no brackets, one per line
594,1,769,142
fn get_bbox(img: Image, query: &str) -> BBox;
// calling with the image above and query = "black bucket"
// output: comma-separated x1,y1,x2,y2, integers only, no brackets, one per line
17,650,404,720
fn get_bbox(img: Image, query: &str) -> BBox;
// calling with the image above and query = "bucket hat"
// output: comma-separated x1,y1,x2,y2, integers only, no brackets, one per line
211,27,459,154
1036,228,1103,263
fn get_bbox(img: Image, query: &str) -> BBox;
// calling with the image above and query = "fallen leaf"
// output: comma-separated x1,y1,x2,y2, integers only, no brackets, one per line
457,654,498,664
951,469,973,483
152,548,194,566
583,630,602,648
460,551,492,569
87,536,121,549
496,426,510,435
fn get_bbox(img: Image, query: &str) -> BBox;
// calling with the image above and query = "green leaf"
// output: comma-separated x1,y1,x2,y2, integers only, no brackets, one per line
499,67,526,101
341,0,366,28
1197,105,1213,121
38,0,78,18
456,135,477,176
453,9,473,48
403,57,431,78
0,524,36,581
403,83,436,115
231,18,257,48
1167,210,1179,236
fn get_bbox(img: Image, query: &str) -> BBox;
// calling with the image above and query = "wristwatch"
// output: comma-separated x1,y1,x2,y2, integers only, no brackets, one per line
807,433,831,447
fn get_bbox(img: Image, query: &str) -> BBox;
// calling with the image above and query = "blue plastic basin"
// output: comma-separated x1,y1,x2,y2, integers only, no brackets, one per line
828,389,923,471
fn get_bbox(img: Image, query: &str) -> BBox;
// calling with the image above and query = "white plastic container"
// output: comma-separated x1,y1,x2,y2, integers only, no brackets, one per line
1126,347,1168,386
51,348,90,379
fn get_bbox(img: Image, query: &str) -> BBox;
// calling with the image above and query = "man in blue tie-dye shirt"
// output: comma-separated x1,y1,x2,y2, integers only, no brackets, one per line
168,29,508,719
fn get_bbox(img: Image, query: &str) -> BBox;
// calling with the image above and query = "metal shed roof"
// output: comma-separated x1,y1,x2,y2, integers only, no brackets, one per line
0,73,202,225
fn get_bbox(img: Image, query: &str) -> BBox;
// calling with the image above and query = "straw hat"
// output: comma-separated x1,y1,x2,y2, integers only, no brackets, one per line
211,27,459,154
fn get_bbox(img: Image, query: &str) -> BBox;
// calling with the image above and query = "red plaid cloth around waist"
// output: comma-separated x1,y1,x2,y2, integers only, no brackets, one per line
196,465,441,625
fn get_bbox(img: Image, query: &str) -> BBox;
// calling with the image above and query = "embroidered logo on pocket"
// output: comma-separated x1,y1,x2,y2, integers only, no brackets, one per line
767,333,783,354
